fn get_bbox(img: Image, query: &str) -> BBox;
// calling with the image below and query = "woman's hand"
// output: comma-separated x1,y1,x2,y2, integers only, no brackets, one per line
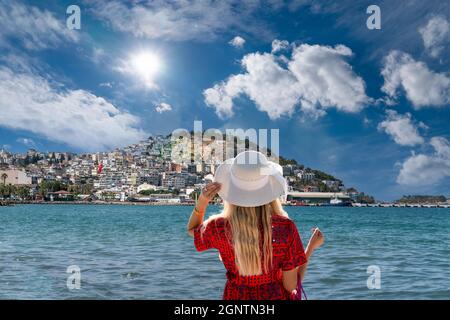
188,182,221,237
298,227,324,281
197,182,221,209
308,227,324,250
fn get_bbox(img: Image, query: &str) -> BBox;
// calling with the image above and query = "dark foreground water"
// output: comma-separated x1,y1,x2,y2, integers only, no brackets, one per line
0,205,449,299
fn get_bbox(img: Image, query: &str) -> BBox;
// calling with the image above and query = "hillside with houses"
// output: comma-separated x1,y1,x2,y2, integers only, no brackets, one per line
0,134,373,205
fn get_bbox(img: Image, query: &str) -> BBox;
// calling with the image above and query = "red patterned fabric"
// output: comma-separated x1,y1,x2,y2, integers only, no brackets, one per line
194,215,307,300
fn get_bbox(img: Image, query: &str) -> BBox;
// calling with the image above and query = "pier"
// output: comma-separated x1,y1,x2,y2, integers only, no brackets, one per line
351,203,450,208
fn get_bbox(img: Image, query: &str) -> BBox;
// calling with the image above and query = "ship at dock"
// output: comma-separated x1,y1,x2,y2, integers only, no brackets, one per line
320,196,352,207
286,192,352,207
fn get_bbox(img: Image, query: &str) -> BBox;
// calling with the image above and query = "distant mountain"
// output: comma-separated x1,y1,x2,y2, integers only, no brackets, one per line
396,195,448,204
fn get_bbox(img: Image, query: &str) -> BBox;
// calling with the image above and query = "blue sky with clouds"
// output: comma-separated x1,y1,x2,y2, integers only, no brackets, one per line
1,0,450,200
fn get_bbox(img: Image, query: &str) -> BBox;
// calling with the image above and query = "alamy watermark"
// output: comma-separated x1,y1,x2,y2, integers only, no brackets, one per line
366,265,381,290
366,5,381,30
170,121,280,166
67,265,81,290
66,5,81,30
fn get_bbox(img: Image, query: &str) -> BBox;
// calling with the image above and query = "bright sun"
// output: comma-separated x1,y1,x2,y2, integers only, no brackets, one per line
129,52,162,86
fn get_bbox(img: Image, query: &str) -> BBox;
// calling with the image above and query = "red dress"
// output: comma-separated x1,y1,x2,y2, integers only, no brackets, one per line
194,215,307,300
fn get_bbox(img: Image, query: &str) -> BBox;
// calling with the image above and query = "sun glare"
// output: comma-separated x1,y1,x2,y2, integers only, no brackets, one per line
129,52,162,86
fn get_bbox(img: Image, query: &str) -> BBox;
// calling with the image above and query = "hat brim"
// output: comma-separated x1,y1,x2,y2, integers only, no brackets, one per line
214,159,287,207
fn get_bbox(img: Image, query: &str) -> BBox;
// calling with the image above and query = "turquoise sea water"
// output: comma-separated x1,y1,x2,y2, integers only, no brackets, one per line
0,204,449,299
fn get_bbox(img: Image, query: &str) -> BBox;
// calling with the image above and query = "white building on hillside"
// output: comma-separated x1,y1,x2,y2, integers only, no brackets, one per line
0,169,32,185
137,183,157,193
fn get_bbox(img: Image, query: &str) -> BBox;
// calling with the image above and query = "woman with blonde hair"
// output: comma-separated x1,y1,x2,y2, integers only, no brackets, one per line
187,151,324,300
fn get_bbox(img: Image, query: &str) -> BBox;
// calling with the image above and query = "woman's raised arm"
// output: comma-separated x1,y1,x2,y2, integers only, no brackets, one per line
187,182,221,237
298,227,324,281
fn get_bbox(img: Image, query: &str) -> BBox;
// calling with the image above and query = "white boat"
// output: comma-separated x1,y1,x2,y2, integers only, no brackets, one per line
330,197,342,205
321,196,351,207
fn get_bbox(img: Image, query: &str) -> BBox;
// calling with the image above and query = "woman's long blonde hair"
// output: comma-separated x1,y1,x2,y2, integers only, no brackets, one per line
203,199,288,276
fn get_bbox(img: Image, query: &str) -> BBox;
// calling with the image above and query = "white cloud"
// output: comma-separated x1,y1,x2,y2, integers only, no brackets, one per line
397,137,450,186
155,103,172,113
204,43,369,119
377,110,426,146
16,138,36,148
419,15,449,58
91,47,106,64
381,50,450,108
271,39,289,53
99,82,114,88
229,36,246,48
88,0,277,42
0,1,78,50
430,136,450,158
0,66,147,151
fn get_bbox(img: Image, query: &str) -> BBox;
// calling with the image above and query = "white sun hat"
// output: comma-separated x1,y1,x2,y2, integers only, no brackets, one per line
213,150,288,207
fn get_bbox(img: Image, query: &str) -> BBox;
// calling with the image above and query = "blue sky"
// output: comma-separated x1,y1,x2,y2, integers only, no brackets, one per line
1,0,450,200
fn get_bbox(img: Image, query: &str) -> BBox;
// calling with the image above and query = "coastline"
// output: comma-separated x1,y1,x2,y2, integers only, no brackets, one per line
1,200,198,206
1,201,449,208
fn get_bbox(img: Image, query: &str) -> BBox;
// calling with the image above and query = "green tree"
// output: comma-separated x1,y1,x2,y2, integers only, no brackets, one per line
279,157,300,166
16,186,30,200
139,189,173,195
1,173,7,185
189,190,200,201
38,180,66,197
0,184,15,199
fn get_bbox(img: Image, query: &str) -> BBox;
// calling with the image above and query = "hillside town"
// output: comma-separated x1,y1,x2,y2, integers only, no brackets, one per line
1,134,374,206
